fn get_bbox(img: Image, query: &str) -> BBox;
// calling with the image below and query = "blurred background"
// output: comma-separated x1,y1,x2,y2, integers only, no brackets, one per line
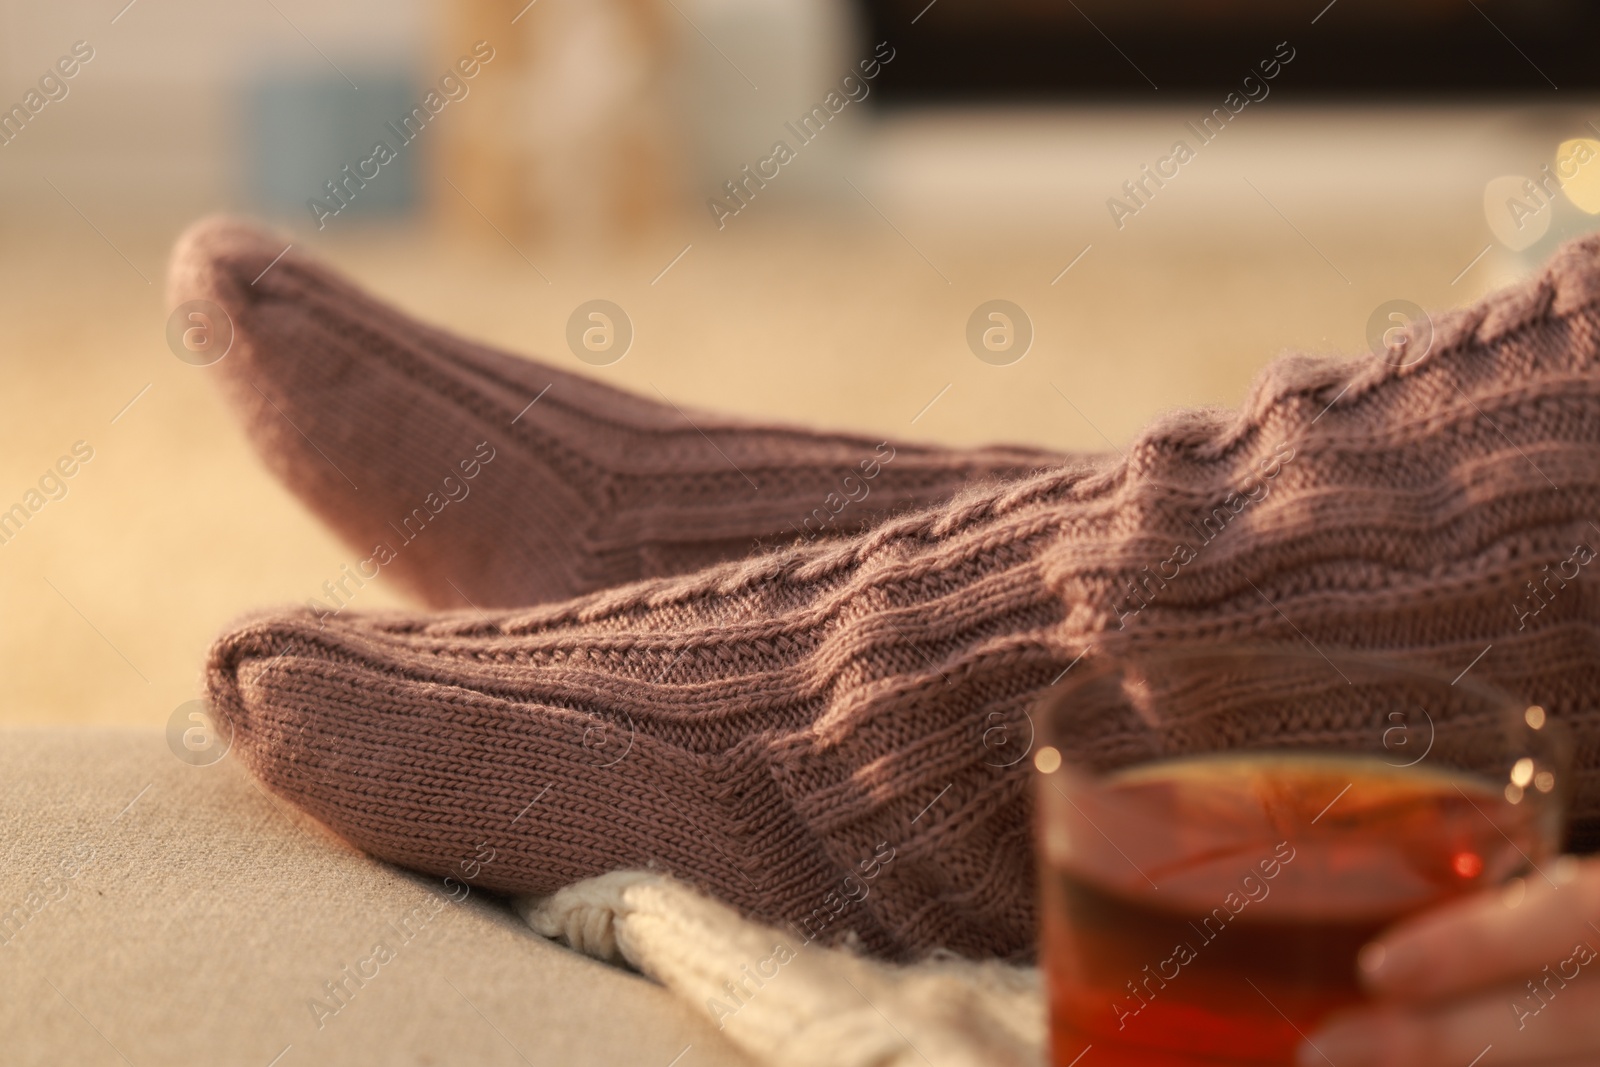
1,0,1598,728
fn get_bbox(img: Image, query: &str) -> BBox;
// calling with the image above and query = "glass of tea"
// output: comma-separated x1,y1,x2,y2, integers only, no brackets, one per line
1033,644,1568,1067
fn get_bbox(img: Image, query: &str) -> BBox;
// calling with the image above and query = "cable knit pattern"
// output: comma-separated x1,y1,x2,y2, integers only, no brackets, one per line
167,217,1066,610
205,233,1600,963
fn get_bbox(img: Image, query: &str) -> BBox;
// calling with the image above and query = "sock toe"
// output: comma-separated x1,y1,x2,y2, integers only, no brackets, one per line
169,215,540,610
205,608,585,891
201,607,857,940
167,215,288,314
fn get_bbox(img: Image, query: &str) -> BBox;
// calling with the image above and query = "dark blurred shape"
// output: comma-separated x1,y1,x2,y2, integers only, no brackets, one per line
860,0,1588,102
244,71,420,223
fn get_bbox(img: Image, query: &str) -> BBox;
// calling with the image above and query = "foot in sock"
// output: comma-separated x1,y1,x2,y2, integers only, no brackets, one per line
167,217,1069,611
207,235,1600,960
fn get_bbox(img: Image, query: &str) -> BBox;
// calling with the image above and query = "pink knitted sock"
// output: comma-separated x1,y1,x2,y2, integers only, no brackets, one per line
167,217,1066,610
207,234,1600,961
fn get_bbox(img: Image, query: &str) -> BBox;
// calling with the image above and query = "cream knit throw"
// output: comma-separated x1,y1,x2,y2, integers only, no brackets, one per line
515,872,1044,1067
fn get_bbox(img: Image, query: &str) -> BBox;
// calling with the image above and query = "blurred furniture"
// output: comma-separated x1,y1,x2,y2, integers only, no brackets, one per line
434,0,539,239
860,0,1596,101
437,0,681,242
245,74,421,223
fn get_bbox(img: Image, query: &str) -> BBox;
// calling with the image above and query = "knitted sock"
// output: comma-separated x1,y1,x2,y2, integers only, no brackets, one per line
207,234,1600,962
168,217,1066,610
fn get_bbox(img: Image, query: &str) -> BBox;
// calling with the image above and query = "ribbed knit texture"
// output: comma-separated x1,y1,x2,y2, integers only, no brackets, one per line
167,217,1067,609
516,870,1043,1067
206,233,1600,963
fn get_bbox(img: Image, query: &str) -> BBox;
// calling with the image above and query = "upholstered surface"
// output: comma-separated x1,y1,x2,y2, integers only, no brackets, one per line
0,728,752,1067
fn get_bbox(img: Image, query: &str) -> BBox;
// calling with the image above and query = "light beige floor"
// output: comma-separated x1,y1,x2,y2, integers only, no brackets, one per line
0,106,1567,728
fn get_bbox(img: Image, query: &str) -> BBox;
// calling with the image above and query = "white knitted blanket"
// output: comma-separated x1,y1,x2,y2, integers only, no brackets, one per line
516,872,1045,1067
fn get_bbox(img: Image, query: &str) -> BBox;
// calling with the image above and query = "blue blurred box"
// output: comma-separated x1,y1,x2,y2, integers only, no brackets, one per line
244,69,420,223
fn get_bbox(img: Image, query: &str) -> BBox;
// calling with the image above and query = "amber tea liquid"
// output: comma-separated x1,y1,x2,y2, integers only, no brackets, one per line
1040,754,1544,1067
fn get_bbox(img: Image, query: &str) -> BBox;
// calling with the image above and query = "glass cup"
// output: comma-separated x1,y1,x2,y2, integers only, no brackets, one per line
1033,644,1569,1067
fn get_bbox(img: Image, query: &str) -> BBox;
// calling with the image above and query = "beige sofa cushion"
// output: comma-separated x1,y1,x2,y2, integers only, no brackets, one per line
0,728,752,1067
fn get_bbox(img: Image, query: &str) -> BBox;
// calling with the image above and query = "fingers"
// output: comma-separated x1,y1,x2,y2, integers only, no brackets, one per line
1360,857,1600,1004
1305,979,1600,1067
1303,856,1600,1067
